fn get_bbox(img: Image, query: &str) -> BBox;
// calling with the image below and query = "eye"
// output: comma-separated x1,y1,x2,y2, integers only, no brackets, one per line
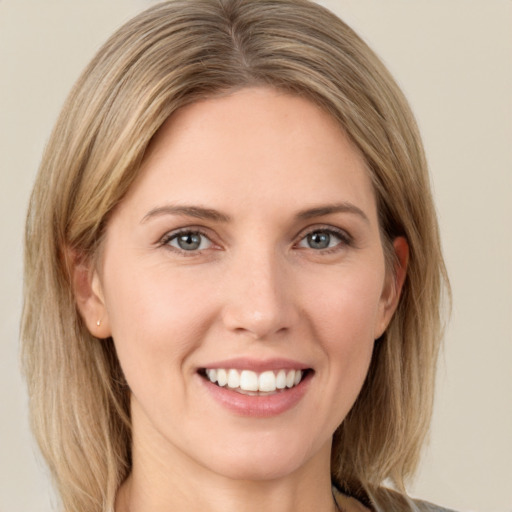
297,228,350,251
164,230,212,252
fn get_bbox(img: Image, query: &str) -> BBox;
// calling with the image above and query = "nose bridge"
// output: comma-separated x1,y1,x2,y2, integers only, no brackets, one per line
221,243,296,338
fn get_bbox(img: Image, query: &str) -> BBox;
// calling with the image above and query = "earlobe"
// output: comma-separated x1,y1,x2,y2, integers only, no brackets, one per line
69,249,111,339
375,236,409,339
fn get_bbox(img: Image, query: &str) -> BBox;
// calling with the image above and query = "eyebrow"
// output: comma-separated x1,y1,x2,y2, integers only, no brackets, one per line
141,205,231,223
141,201,369,224
296,203,370,224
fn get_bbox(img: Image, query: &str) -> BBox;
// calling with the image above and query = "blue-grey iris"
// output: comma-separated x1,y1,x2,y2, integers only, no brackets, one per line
308,231,331,249
177,233,202,250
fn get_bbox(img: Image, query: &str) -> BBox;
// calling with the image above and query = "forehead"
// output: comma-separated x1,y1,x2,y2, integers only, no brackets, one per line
118,87,377,223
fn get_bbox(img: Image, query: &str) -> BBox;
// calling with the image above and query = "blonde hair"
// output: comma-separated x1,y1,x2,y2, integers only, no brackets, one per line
21,1,449,511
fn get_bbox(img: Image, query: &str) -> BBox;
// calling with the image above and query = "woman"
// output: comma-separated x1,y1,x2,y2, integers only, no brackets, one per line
21,1,451,511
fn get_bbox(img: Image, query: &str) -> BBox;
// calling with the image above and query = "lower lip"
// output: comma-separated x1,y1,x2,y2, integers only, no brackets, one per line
199,373,311,418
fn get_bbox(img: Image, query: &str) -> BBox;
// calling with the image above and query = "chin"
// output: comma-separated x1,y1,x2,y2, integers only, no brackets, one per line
195,430,327,482
207,455,306,482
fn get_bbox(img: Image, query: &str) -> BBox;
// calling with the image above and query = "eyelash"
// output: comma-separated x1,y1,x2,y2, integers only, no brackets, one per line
158,225,353,255
295,226,353,254
159,228,214,255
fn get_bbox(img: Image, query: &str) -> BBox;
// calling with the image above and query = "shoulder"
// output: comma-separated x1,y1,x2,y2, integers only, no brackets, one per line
373,486,460,512
413,500,459,512
332,485,459,512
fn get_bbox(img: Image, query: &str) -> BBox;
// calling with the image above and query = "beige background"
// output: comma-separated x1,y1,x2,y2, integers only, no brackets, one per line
1,1,511,511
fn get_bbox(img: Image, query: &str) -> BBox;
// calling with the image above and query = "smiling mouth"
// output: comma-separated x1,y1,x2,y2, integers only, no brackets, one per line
199,368,312,395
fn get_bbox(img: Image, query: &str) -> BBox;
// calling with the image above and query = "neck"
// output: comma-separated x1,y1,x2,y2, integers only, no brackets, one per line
116,432,338,512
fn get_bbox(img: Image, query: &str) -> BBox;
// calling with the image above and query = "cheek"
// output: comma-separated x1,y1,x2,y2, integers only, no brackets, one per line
307,269,384,391
101,262,216,385
309,267,384,342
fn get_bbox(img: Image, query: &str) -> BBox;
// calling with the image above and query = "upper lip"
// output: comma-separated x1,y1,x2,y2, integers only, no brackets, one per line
200,357,311,372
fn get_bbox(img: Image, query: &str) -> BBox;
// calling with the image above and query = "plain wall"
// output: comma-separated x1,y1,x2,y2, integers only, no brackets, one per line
1,1,510,511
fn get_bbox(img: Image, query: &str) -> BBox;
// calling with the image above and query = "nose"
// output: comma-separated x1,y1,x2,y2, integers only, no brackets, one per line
220,250,299,340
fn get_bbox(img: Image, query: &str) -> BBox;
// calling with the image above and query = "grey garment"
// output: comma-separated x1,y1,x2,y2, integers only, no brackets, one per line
332,485,459,512
414,500,459,512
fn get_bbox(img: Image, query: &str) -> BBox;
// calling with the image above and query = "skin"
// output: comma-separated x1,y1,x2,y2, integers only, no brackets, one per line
75,87,407,512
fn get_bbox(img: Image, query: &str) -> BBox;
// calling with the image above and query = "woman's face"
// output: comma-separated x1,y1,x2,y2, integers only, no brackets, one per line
85,87,404,482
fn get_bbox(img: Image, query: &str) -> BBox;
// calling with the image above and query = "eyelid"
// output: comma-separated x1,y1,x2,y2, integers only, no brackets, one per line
295,224,354,249
156,223,353,255
158,226,218,254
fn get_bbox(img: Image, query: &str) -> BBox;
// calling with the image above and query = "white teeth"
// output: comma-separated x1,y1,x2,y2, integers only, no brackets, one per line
276,369,287,389
206,368,217,382
227,369,240,389
258,370,276,392
204,368,304,393
240,370,259,391
217,368,228,387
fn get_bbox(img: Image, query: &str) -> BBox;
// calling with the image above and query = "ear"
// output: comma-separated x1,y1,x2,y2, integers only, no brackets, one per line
68,249,112,339
374,236,409,339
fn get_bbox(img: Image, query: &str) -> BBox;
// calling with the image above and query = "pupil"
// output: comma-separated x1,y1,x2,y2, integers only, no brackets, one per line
309,231,330,249
178,233,201,250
